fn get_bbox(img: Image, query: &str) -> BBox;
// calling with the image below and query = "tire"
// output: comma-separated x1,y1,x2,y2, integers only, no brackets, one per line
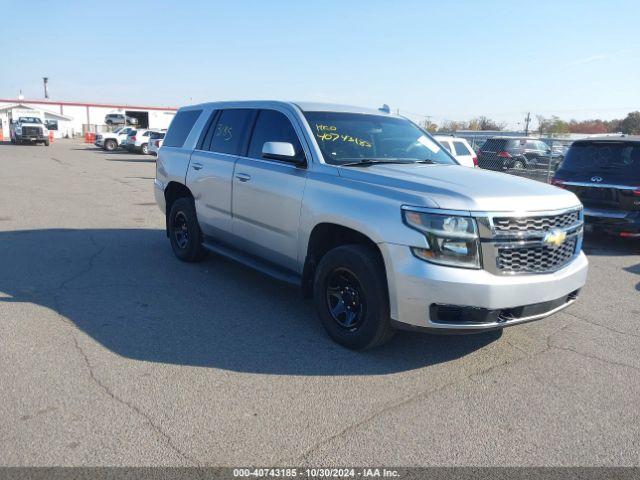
513,160,525,170
141,143,149,155
168,197,207,262
313,244,395,350
44,140,50,146
104,139,117,151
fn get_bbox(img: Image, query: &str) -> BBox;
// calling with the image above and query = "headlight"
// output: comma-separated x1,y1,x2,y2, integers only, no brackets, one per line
15,127,22,134
402,208,481,269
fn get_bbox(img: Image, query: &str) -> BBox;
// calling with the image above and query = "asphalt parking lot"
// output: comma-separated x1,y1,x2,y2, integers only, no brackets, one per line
0,140,639,467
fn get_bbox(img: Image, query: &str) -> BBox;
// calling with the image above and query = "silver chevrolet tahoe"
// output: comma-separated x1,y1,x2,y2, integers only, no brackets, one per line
154,101,588,349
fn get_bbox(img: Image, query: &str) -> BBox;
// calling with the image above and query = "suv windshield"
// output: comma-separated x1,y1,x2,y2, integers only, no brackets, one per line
560,141,640,174
303,112,456,166
18,117,42,124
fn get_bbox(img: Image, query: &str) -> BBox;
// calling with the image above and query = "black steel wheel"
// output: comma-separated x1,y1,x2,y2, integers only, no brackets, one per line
325,268,366,331
168,197,207,262
313,244,394,350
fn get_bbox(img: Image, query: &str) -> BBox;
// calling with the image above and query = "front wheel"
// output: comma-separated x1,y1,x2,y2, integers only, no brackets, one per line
313,244,394,350
141,143,149,155
168,197,207,262
104,139,117,151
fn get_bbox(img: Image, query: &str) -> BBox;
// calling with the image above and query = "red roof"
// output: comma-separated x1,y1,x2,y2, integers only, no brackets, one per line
0,98,178,111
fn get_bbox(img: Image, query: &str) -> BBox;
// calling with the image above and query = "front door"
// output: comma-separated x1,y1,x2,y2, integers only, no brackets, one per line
231,109,308,272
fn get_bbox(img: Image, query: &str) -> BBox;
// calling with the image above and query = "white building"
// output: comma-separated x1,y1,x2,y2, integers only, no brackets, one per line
0,97,177,140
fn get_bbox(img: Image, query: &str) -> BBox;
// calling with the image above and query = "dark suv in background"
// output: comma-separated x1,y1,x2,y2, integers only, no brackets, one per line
552,136,640,237
478,137,562,171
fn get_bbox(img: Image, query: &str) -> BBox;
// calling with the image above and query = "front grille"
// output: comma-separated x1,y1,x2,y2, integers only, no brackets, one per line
22,126,42,136
496,236,577,273
493,210,580,233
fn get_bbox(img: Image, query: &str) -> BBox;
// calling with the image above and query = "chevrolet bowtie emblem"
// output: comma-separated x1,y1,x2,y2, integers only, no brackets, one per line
543,229,567,248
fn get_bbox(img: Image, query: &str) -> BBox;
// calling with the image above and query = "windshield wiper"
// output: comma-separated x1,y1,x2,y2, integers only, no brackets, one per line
340,158,435,167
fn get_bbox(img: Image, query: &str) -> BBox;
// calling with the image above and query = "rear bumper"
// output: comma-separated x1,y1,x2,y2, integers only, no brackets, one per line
584,208,640,235
380,243,588,331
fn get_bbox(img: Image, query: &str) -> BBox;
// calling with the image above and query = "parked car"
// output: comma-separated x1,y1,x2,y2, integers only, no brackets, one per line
477,137,562,171
154,101,587,350
123,129,151,154
552,136,640,237
148,130,166,156
104,113,138,126
95,126,136,151
434,135,477,167
9,116,50,146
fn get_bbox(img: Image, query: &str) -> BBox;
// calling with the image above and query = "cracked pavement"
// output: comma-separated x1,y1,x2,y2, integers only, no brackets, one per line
0,140,639,466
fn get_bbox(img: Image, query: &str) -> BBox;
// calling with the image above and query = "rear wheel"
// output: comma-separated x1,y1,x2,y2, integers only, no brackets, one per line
104,139,117,151
168,197,207,262
141,143,149,155
44,140,50,146
313,244,394,350
513,159,525,170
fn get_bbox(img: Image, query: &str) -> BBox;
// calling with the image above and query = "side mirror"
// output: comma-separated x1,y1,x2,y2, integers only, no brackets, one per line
262,142,306,166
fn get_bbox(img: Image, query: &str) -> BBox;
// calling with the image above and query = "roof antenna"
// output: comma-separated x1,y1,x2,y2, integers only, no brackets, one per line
378,104,390,114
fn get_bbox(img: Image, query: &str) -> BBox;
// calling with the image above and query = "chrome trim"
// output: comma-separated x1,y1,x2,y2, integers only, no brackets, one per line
471,205,584,218
562,181,639,190
492,229,581,249
427,297,576,330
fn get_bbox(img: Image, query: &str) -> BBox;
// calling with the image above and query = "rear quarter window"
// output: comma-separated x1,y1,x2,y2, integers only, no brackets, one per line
163,110,202,148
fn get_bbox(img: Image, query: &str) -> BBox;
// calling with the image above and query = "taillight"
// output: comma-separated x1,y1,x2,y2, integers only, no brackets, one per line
497,151,511,158
131,136,136,141
472,156,478,167
155,140,161,147
633,189,640,197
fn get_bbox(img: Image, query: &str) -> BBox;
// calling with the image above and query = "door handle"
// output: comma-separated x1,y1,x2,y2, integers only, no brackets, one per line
235,173,251,182
191,162,203,170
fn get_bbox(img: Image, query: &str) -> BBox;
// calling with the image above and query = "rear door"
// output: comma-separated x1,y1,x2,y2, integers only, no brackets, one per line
231,108,308,272
187,109,255,240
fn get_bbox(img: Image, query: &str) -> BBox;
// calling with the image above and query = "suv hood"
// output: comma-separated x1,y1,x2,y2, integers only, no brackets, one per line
338,163,581,212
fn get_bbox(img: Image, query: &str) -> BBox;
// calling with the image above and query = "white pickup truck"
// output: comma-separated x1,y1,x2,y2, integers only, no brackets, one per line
94,126,137,151
10,116,50,146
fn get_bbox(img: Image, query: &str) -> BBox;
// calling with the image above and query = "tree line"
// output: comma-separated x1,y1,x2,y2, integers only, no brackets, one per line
425,111,640,136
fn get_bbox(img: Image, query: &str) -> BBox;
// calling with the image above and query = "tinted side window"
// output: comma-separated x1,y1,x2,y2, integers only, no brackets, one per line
209,109,254,155
248,110,302,160
453,141,471,156
440,141,452,153
163,110,202,148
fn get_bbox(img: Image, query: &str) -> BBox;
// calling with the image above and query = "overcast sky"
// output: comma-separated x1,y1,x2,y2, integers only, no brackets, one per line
1,0,639,128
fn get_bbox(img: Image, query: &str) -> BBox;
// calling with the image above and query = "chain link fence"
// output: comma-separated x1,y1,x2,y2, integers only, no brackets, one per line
441,131,574,183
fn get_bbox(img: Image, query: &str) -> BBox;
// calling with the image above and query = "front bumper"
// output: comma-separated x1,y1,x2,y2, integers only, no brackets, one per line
16,134,47,142
584,208,640,235
380,243,588,331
